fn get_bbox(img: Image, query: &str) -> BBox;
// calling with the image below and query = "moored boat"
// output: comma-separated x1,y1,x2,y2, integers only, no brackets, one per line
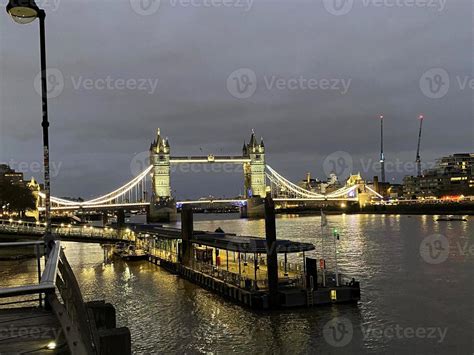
120,245,148,261
436,215,467,221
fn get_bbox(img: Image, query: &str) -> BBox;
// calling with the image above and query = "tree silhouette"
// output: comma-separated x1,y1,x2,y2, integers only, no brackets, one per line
0,181,36,217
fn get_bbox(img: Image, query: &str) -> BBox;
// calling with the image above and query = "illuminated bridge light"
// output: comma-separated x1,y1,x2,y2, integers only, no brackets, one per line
39,163,382,211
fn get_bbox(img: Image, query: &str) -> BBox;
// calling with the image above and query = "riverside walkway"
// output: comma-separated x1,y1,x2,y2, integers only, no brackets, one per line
0,240,131,354
0,219,135,243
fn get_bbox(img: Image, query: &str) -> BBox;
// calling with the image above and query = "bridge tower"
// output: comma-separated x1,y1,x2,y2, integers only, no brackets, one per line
150,129,171,198
243,131,266,198
241,130,266,218
148,129,176,222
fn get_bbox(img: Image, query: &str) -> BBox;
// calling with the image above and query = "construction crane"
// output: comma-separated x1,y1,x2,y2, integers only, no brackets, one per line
416,114,424,177
379,114,385,183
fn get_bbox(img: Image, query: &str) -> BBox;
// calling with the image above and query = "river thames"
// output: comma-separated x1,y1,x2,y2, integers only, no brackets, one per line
2,214,473,353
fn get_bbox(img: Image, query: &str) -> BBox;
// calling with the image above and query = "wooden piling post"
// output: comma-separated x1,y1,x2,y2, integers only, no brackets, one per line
264,193,279,308
181,205,193,266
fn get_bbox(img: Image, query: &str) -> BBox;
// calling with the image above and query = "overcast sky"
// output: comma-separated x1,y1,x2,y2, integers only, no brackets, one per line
0,0,472,199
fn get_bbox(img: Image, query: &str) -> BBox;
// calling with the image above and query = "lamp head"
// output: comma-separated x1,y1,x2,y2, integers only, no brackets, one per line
6,0,40,24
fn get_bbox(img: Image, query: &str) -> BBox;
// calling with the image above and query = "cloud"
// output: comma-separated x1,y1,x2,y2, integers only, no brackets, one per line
1,0,472,199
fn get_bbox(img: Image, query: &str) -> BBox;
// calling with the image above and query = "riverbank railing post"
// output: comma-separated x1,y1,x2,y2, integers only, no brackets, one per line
35,243,42,307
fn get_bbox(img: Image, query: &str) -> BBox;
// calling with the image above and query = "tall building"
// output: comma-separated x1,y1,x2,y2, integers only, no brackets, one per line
0,164,42,220
403,153,474,198
0,164,24,186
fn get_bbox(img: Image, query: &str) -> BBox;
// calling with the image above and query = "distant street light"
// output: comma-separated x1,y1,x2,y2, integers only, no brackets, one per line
6,0,52,247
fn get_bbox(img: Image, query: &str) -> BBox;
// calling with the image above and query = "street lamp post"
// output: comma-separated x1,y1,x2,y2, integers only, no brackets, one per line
6,0,52,246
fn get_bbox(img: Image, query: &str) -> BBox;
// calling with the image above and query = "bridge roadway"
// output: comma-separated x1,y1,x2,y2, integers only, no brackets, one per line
170,155,251,164
46,202,150,212
43,197,360,212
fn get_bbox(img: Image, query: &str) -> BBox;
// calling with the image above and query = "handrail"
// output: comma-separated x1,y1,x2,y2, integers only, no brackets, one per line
0,220,134,242
0,284,55,298
0,241,60,298
41,241,61,286
0,239,100,353
0,241,44,247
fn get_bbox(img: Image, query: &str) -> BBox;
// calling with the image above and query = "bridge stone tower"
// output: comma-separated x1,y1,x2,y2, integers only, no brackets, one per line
148,129,176,222
243,131,266,198
150,129,171,198
241,131,266,218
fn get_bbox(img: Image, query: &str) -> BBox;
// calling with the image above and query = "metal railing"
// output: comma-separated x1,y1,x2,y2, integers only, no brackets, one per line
190,259,305,291
0,219,135,242
0,240,99,354
0,241,59,303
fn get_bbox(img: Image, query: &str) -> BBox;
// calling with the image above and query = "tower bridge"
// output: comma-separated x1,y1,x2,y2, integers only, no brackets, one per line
38,129,383,221
148,129,267,220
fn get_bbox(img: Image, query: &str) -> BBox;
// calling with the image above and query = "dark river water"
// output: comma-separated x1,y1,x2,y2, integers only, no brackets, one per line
1,214,473,354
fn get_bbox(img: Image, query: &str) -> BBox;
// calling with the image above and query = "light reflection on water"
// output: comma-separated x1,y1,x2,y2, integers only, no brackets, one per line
1,214,472,353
